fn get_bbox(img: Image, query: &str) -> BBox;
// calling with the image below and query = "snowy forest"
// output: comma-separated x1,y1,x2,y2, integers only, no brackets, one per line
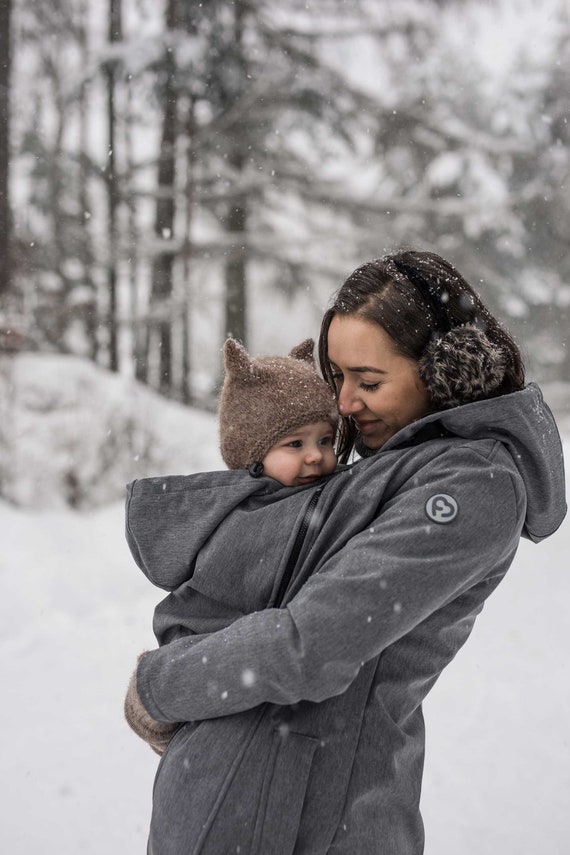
3,0,570,392
1,3,569,854
1,0,570,508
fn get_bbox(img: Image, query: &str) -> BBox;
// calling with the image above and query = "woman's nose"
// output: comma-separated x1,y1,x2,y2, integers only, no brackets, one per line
338,384,364,416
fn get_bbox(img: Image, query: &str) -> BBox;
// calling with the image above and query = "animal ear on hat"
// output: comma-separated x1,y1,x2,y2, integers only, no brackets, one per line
223,338,253,380
419,326,507,410
289,338,315,366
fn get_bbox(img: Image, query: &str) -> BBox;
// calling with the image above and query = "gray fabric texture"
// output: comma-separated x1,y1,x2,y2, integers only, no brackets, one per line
126,382,566,855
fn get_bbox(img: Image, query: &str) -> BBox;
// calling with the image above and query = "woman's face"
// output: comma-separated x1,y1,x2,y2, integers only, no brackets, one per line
327,314,431,450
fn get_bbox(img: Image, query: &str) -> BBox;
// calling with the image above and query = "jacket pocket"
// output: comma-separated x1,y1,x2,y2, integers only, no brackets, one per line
198,724,319,855
251,729,319,855
148,708,267,855
148,710,319,855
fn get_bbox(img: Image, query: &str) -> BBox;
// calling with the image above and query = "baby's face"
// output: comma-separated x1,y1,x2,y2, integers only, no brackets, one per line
262,420,337,487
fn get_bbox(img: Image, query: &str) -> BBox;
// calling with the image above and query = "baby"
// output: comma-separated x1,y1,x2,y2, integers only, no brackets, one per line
218,336,337,486
125,337,339,753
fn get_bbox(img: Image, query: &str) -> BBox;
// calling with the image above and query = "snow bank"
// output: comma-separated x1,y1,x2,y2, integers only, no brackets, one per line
0,353,224,509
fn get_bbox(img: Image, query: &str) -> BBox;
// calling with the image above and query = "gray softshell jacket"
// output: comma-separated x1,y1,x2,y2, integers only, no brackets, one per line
126,384,566,855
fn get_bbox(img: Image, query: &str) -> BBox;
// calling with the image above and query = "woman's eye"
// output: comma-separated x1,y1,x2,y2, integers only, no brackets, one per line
359,382,380,392
331,371,343,383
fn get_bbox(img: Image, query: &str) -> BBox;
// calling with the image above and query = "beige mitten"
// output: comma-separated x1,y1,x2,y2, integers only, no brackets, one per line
124,654,179,755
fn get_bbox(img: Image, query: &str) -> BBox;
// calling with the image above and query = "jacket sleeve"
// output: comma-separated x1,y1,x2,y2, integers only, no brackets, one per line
136,446,524,722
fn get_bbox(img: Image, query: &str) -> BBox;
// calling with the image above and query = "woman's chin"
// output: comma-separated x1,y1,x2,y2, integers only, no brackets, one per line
360,434,385,451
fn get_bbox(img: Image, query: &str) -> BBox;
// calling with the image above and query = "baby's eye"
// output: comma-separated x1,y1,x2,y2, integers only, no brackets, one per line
359,381,381,392
287,440,303,448
319,436,333,447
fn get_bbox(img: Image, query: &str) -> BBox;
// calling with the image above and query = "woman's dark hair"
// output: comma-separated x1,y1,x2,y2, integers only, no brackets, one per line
318,250,525,462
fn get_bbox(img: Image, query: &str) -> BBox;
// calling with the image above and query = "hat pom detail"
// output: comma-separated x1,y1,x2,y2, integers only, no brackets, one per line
419,326,507,410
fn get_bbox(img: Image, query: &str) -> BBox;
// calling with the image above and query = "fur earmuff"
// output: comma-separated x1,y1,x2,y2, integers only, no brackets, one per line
419,326,507,410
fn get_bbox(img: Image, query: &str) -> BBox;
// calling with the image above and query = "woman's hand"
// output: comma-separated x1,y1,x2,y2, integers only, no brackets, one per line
124,653,180,755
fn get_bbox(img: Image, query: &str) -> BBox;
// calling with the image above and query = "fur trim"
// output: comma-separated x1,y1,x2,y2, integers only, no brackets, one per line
419,326,507,410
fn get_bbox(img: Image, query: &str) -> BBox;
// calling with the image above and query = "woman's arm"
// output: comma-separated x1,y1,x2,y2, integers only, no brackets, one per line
137,446,524,722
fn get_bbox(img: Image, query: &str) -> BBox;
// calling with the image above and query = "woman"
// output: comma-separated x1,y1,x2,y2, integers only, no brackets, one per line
130,250,566,854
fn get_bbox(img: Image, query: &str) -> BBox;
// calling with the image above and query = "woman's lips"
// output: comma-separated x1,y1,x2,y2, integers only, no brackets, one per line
354,419,379,435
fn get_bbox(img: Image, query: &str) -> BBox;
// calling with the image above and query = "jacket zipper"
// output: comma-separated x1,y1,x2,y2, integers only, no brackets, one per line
275,486,324,607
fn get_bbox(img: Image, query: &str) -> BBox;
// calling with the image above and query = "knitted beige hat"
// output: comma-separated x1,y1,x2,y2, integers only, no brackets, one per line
219,338,338,470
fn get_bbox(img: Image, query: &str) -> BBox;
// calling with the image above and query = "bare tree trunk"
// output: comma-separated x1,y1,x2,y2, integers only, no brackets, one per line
224,180,248,344
124,80,142,380
223,2,248,346
49,81,68,345
180,96,197,404
105,0,122,372
78,0,98,361
148,0,179,395
0,0,12,299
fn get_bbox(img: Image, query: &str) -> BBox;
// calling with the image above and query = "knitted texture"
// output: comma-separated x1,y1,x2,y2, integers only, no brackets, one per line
419,326,507,410
124,655,179,755
219,338,338,470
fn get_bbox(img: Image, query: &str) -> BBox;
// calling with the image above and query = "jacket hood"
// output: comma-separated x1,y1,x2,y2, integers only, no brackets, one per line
126,472,296,590
382,382,566,543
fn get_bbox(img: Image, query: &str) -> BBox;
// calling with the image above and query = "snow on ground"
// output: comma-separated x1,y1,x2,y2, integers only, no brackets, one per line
1,389,569,854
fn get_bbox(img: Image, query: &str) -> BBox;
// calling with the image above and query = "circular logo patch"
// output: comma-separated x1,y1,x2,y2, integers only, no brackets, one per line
425,494,458,524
